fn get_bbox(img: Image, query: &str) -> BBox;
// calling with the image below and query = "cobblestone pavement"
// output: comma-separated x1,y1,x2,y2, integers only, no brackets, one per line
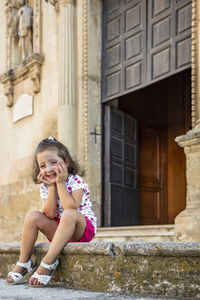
0,279,190,300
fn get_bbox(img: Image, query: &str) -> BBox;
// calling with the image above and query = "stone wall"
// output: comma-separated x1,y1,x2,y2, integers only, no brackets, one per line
0,242,200,298
0,0,102,242
0,1,60,242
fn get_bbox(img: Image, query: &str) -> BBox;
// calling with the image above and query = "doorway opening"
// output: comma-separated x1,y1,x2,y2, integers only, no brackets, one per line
103,69,191,226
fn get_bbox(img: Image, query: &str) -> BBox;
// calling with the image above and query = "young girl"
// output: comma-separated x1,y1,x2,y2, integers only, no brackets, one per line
7,136,97,286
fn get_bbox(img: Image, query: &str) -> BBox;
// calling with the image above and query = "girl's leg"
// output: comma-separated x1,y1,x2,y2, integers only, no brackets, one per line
7,211,58,283
30,208,86,286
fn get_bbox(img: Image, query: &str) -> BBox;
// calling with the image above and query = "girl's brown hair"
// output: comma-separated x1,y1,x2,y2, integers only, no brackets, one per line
32,137,80,184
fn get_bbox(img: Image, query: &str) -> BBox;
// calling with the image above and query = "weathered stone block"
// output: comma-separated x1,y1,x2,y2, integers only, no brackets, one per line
0,242,200,298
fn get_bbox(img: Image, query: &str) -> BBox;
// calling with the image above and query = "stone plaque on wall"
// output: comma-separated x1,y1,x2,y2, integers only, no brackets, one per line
13,94,33,123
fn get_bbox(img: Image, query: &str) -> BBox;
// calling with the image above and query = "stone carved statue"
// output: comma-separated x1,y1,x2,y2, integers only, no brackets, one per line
2,0,43,106
7,0,20,68
6,0,33,64
17,0,33,61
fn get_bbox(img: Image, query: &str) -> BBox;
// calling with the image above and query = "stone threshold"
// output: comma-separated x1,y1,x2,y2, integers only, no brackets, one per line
94,225,175,242
0,241,200,298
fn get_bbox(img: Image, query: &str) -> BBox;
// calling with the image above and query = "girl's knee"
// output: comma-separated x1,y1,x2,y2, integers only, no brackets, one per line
25,210,42,225
61,208,78,222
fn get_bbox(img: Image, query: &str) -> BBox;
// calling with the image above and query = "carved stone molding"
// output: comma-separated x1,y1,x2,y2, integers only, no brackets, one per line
45,0,76,11
45,0,59,11
191,0,197,127
0,53,44,106
1,0,44,107
33,0,42,54
82,0,89,177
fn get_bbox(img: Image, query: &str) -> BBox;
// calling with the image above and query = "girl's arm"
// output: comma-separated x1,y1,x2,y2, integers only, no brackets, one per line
41,184,58,219
57,183,83,210
55,162,83,210
38,171,57,219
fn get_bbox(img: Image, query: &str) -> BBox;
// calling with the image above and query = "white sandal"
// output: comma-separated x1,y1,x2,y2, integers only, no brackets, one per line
7,258,37,285
30,258,59,287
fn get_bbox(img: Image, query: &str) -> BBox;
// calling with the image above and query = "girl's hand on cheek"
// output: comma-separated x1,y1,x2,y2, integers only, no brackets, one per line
37,171,44,183
54,162,68,183
38,170,56,186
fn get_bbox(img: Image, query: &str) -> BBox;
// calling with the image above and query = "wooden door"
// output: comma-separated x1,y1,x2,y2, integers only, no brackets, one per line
118,69,190,225
147,0,192,82
138,126,163,224
104,105,139,226
102,0,192,102
102,0,147,101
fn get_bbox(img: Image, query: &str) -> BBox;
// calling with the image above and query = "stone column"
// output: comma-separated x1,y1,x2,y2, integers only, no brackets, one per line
58,0,77,157
174,0,200,241
175,131,200,241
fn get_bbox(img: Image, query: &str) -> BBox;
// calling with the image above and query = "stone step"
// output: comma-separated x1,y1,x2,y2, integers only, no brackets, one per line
93,225,175,242
0,242,200,299
0,278,174,300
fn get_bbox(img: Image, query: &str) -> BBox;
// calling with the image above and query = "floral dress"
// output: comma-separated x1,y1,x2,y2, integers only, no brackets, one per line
40,174,97,233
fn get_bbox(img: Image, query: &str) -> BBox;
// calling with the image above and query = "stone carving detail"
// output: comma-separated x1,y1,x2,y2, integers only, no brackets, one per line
191,0,197,127
6,0,33,66
45,0,59,11
82,0,89,177
18,0,33,61
45,0,58,6
33,0,41,53
7,0,21,68
0,54,44,106
1,0,44,107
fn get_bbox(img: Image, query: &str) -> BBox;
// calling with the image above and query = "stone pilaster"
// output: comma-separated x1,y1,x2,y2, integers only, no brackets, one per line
174,0,200,241
58,0,77,158
175,128,200,241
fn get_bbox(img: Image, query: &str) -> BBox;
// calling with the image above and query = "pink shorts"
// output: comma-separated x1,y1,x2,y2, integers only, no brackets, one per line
47,216,95,243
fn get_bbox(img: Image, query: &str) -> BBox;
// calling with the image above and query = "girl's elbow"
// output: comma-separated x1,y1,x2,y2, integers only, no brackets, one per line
47,213,56,219
42,210,56,219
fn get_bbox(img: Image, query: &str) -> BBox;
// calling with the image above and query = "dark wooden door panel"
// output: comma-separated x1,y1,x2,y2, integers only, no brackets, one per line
139,188,160,224
102,0,146,102
139,126,162,224
111,185,139,226
102,0,192,102
104,105,139,226
148,0,192,82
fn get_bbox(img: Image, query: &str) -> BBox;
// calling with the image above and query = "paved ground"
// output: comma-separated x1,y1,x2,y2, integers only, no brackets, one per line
0,279,190,300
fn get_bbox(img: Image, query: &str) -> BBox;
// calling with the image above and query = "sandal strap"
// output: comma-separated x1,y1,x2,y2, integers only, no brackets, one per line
7,271,23,283
16,258,32,272
41,258,59,271
31,271,51,286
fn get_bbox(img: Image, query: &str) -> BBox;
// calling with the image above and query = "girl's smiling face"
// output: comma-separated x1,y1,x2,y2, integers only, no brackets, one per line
37,149,65,181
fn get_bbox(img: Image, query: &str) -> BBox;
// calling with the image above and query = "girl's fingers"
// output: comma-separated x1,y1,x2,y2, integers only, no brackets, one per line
53,166,59,173
56,163,63,173
60,162,67,173
43,180,49,185
37,173,43,182
62,162,68,172
43,177,55,185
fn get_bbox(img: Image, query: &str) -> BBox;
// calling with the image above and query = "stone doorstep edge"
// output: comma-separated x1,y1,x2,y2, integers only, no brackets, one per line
0,241,200,257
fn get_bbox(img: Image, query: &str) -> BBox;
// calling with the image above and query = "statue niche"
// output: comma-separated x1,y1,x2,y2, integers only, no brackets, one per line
18,0,33,61
7,0,20,68
7,0,33,67
0,0,44,107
